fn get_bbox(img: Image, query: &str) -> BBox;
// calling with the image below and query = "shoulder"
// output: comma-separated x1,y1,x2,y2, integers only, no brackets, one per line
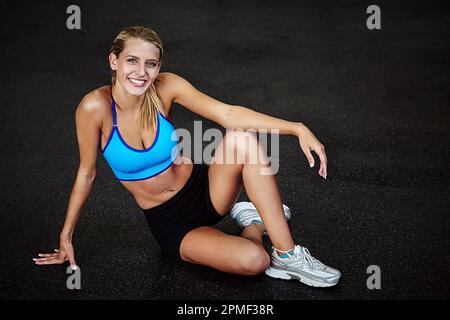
77,86,110,113
155,71,191,88
154,71,182,86
76,86,111,125
154,72,193,102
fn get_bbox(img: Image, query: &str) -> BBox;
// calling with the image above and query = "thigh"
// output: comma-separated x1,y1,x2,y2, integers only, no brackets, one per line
179,226,270,275
208,131,244,215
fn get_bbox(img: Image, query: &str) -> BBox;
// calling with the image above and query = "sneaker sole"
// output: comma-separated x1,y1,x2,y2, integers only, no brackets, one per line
265,267,340,288
230,202,291,230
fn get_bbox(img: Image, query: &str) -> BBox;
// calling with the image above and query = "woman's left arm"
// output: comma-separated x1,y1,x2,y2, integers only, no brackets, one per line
225,106,327,179
168,72,327,179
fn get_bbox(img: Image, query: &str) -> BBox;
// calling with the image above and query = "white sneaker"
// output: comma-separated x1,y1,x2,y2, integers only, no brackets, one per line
229,201,291,235
265,245,341,287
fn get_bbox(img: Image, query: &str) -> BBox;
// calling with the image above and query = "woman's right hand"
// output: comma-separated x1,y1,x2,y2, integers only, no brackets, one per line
34,239,77,269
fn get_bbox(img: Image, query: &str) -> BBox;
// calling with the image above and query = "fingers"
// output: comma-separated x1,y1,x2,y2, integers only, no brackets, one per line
34,256,63,265
37,253,58,258
68,256,78,270
34,249,63,265
312,146,327,179
298,134,328,179
300,143,315,168
33,248,78,268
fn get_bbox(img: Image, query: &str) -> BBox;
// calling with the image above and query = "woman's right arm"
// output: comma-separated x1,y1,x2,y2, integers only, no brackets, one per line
34,94,103,268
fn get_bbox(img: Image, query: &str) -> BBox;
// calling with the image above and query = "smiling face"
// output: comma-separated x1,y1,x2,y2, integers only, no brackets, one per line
109,37,161,96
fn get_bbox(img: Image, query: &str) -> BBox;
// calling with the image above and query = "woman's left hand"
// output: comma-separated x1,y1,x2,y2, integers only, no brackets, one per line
296,124,327,179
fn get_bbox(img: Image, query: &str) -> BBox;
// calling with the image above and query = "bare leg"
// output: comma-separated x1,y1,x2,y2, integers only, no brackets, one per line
210,129,295,251
240,223,266,244
180,226,270,275
242,165,295,251
180,129,295,273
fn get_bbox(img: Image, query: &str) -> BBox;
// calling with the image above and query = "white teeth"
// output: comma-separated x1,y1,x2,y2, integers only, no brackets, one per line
129,78,146,85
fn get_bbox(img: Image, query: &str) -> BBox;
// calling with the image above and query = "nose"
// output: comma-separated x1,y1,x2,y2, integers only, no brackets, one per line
135,63,146,77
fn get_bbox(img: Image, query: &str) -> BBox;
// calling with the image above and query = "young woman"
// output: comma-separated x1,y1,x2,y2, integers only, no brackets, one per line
34,26,341,287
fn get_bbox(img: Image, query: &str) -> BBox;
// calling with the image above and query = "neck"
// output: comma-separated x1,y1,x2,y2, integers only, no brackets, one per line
111,84,145,112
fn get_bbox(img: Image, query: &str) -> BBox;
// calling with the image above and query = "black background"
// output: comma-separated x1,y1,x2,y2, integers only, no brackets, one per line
0,0,449,300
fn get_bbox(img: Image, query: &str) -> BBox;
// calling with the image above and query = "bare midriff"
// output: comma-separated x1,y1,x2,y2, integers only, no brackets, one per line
119,155,194,210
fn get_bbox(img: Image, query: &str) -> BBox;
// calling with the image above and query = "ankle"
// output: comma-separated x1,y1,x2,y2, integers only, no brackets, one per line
273,245,296,258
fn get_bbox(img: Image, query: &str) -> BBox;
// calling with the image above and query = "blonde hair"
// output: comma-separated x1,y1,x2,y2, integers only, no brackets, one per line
110,26,164,132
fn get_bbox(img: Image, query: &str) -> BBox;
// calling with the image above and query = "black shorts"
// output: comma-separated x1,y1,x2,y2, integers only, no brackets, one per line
142,163,226,260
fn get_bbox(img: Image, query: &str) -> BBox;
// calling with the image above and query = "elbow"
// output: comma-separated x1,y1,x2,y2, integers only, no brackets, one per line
78,168,97,183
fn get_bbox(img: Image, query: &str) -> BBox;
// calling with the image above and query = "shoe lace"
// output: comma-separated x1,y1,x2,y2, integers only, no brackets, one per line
293,245,316,270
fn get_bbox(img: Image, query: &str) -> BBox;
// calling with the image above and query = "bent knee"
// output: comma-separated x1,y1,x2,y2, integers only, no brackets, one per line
239,247,271,275
223,130,264,165
225,129,258,150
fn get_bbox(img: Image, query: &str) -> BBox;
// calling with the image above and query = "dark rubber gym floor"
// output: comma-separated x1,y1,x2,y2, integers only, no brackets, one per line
1,0,449,300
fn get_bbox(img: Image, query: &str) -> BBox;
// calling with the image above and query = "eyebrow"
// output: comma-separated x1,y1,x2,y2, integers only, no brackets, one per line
126,55,159,62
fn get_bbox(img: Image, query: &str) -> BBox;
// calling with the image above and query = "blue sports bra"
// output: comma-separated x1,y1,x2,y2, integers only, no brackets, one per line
101,91,179,181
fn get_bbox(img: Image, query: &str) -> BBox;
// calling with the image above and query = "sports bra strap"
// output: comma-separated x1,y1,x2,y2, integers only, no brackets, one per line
109,87,163,128
110,87,117,126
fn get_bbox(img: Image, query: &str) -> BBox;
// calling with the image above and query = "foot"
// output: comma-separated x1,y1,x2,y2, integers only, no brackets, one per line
265,245,341,287
229,201,291,235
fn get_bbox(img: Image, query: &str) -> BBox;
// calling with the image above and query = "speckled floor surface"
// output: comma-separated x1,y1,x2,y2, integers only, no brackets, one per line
1,0,449,300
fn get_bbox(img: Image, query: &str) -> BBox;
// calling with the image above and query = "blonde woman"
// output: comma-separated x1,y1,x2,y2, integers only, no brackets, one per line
34,26,341,287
